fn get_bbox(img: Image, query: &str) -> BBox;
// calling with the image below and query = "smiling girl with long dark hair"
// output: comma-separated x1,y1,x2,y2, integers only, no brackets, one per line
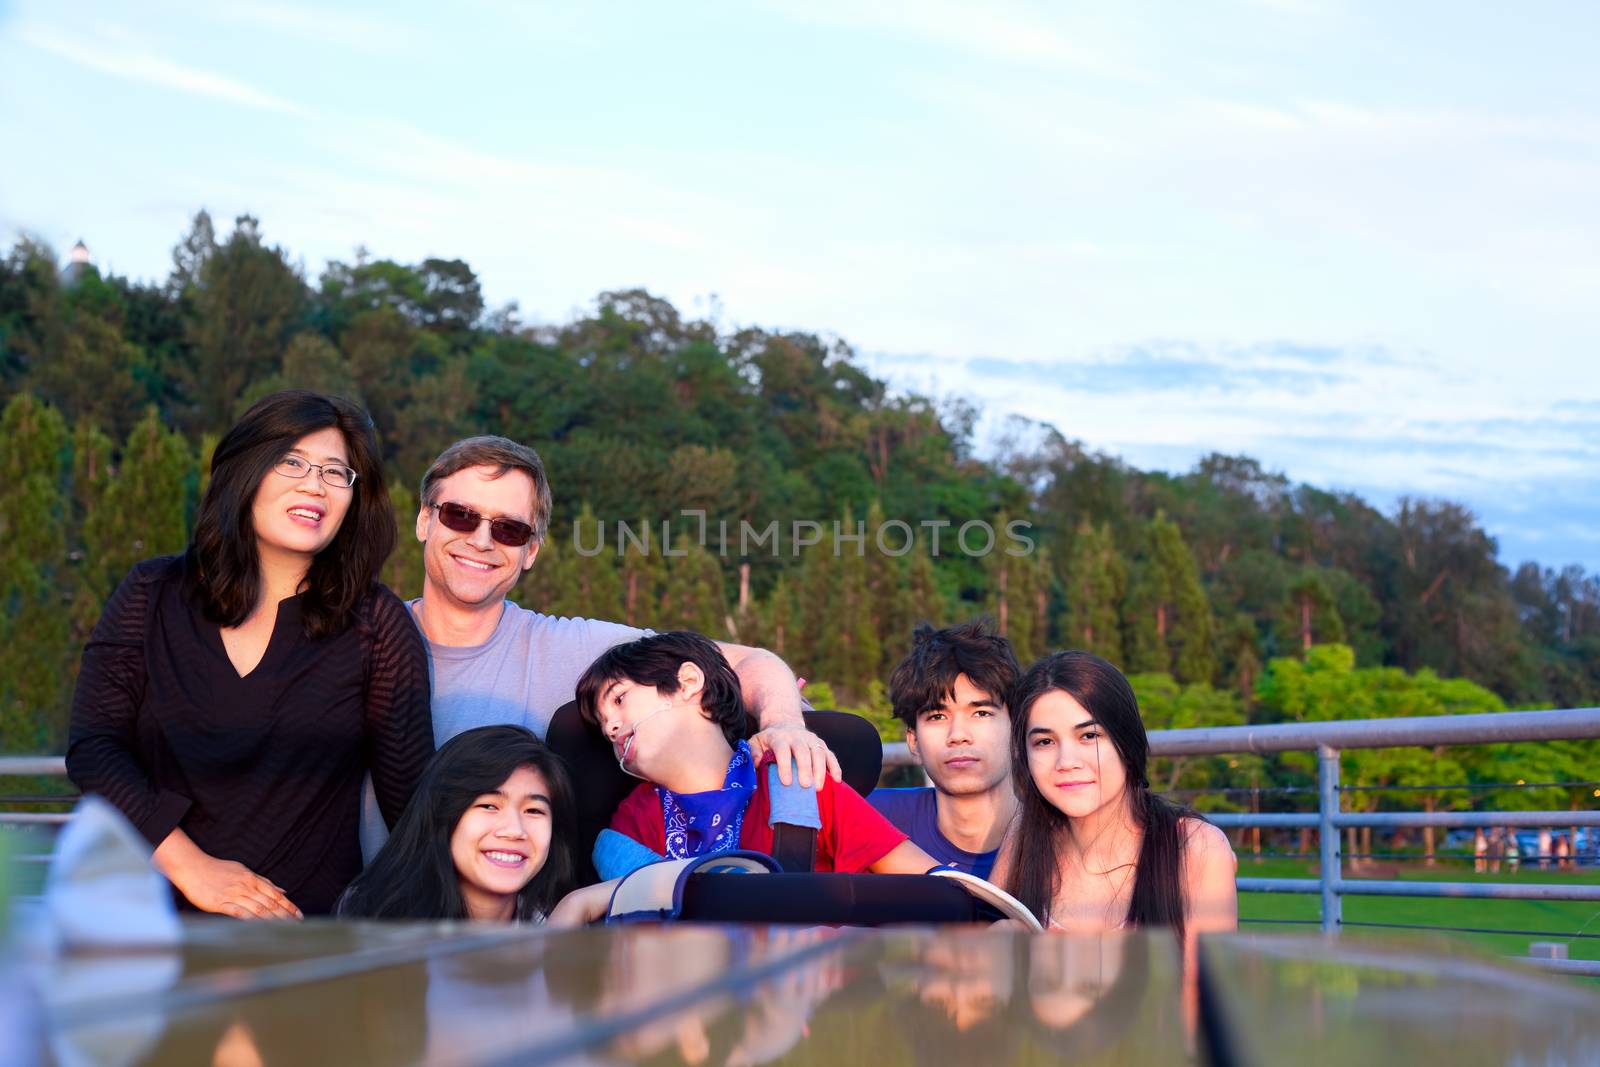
993,651,1236,948
67,390,432,918
338,725,579,922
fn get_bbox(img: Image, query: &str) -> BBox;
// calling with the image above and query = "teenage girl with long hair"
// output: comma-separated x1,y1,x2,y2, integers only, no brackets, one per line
339,725,579,922
993,651,1236,949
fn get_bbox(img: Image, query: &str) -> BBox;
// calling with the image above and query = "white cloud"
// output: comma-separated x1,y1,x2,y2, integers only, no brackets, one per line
15,22,307,115
759,0,1147,81
197,2,415,53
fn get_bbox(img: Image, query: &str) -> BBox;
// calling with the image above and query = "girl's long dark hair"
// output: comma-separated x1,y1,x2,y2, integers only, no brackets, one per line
338,726,580,921
189,390,394,639
1005,651,1195,943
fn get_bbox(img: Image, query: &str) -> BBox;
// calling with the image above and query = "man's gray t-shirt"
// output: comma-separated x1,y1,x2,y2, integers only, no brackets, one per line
360,599,647,860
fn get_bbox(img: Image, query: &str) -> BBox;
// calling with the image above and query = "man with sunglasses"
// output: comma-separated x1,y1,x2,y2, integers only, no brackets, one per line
362,435,836,860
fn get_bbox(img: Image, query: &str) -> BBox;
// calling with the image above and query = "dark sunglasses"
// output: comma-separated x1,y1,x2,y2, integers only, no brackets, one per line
430,502,536,548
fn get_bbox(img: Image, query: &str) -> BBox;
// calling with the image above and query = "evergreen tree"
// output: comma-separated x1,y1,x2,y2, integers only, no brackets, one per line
182,215,306,432
0,395,72,750
617,516,668,630
792,533,835,685
83,408,191,604
1280,569,1345,653
662,530,728,637
35,290,148,442
903,535,944,631
67,420,116,639
565,503,624,623
1219,614,1264,709
863,500,906,677
382,482,425,601
522,525,579,617
984,511,1049,661
1124,513,1216,683
1061,520,1125,664
235,332,362,417
830,509,881,699
759,574,797,659
195,431,219,517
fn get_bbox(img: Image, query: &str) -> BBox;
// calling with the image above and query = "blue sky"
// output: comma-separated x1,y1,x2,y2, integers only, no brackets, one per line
2,1,1597,571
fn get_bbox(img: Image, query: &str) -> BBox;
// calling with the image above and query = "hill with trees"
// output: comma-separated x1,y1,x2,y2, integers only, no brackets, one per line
2,213,1596,813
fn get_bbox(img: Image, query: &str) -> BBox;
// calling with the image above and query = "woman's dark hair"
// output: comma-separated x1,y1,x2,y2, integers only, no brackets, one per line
189,390,394,639
575,631,750,746
888,619,1021,730
1004,651,1196,944
338,725,579,921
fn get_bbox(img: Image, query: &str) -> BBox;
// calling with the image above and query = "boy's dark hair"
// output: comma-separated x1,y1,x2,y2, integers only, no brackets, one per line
888,620,1021,730
575,631,751,746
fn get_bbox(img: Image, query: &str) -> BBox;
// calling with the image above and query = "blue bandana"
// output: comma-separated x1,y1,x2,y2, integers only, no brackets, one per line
658,740,757,859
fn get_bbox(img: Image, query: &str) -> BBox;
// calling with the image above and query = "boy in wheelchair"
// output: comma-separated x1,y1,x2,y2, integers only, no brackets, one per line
549,632,938,926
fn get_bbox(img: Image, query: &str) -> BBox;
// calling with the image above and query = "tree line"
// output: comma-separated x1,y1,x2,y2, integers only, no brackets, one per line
2,212,1596,825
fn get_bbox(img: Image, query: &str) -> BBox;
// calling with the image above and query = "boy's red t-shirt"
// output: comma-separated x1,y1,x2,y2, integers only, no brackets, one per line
609,761,906,873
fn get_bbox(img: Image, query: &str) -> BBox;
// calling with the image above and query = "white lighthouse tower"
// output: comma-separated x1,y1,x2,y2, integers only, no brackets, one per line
61,238,93,287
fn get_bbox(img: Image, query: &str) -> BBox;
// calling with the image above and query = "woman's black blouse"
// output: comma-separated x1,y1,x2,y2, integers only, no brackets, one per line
66,555,434,915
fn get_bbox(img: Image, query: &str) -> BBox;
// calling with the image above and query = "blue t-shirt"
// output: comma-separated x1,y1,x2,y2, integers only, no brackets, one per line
865,787,997,879
360,599,648,862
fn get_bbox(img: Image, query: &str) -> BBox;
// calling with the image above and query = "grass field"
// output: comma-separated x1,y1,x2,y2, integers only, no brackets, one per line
1237,854,1600,964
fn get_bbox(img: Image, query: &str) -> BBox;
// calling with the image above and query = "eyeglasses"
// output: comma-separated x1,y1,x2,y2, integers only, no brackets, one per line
431,502,536,548
274,455,358,488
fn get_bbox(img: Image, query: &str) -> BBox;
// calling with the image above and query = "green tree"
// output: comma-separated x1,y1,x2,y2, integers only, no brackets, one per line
66,420,116,637
33,280,148,441
1124,514,1216,683
1280,569,1345,653
617,517,668,630
0,395,72,750
235,332,361,417
182,215,306,431
1218,614,1263,709
564,503,624,623
82,407,191,603
984,510,1049,662
661,529,728,637
902,535,944,631
825,510,880,698
758,574,797,660
1060,520,1125,664
382,482,425,601
1130,672,1253,808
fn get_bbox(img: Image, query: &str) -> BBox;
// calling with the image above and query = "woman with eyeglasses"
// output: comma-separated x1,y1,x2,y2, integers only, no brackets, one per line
67,390,432,918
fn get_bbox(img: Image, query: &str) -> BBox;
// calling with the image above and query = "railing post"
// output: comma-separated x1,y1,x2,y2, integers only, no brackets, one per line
1318,744,1342,933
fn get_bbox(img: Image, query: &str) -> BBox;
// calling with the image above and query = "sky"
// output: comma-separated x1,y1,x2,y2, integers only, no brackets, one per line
2,1,1597,571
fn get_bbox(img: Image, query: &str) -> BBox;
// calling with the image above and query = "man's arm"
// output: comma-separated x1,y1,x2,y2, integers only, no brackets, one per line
717,641,841,789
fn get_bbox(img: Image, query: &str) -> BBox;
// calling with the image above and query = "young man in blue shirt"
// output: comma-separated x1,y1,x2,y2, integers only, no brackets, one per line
868,621,1020,879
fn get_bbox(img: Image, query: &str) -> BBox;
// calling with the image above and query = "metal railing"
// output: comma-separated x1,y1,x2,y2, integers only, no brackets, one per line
888,706,1600,973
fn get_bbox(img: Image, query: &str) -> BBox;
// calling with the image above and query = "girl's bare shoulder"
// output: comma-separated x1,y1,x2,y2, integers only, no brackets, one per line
1181,818,1237,869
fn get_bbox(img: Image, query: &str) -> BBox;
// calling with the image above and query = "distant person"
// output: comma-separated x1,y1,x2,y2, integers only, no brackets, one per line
68,391,433,918
1554,832,1573,870
992,652,1237,953
1473,828,1488,874
551,632,937,925
1485,827,1505,873
361,435,837,861
1538,826,1552,869
868,621,1020,879
339,726,578,922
